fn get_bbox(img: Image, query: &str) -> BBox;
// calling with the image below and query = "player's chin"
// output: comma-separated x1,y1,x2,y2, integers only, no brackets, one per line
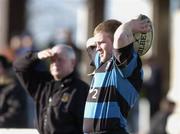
100,58,105,63
101,57,109,63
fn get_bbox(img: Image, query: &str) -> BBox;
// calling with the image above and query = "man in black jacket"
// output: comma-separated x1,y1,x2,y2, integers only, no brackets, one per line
0,55,28,128
13,44,89,134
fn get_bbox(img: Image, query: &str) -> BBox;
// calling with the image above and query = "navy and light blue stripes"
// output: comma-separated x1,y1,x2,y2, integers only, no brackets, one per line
83,47,142,133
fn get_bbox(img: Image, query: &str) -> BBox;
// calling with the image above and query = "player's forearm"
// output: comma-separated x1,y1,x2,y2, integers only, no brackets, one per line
113,23,134,49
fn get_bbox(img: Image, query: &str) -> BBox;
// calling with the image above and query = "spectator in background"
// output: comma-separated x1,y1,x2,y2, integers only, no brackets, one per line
9,34,22,60
48,28,82,77
13,44,89,134
9,32,37,60
0,55,28,128
9,32,38,128
18,32,37,55
149,98,175,134
142,56,163,117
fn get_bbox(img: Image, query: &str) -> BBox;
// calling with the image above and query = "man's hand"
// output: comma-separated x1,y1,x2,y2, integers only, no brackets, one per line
113,17,151,49
37,48,54,60
128,18,151,33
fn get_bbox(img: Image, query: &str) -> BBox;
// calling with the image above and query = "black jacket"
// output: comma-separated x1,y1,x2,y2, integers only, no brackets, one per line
0,81,27,128
13,52,89,134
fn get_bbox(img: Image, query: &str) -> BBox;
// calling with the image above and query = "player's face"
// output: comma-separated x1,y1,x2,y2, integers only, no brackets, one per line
94,32,113,63
50,51,73,80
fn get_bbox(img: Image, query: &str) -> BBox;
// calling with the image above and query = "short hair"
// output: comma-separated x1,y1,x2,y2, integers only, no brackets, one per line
52,44,76,60
93,19,122,41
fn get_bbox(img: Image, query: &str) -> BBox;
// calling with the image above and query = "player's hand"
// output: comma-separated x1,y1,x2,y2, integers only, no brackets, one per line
113,17,151,49
86,37,96,49
37,48,54,60
127,18,151,33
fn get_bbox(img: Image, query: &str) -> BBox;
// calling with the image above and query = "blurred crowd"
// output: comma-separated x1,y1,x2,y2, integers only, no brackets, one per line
0,28,83,128
0,32,36,128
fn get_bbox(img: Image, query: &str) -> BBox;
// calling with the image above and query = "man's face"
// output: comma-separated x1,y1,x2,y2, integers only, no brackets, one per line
94,32,113,63
49,50,74,80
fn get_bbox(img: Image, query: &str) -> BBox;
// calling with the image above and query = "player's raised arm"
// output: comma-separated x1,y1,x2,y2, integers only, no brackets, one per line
113,16,151,49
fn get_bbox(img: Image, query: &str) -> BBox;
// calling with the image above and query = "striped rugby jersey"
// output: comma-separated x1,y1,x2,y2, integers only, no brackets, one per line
83,44,143,134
